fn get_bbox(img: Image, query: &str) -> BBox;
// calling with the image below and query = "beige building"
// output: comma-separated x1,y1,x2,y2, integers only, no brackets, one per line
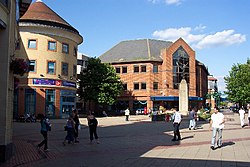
0,0,31,162
14,1,83,119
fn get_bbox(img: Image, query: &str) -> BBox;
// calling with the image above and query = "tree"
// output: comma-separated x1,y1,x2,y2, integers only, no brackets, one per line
205,91,222,110
78,57,123,109
224,59,250,107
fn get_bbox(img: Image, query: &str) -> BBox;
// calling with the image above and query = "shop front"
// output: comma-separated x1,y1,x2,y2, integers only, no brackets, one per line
60,90,76,118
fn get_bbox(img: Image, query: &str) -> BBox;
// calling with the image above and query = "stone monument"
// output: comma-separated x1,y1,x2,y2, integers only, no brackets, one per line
179,79,188,116
176,50,189,116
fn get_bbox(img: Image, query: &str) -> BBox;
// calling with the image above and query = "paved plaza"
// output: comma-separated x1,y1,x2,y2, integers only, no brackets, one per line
1,110,250,167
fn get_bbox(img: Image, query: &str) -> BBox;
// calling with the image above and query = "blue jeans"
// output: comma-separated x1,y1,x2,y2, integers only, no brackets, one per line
189,119,196,129
211,128,223,147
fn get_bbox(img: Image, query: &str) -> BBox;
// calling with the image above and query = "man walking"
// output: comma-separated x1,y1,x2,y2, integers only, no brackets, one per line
238,107,245,128
189,108,197,130
172,109,182,141
125,108,130,121
209,107,225,150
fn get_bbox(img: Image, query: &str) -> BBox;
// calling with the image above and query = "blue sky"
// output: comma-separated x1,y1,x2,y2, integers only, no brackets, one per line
34,0,249,93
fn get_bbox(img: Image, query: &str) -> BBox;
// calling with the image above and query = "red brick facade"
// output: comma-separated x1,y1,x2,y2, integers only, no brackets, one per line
110,38,208,113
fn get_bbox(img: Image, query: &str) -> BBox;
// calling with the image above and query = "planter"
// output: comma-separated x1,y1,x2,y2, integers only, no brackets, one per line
10,58,29,76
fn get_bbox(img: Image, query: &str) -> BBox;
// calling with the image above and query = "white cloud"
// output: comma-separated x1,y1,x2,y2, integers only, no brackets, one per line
195,30,246,49
152,26,246,49
194,24,206,32
152,27,204,43
148,0,182,5
165,0,182,5
148,0,160,4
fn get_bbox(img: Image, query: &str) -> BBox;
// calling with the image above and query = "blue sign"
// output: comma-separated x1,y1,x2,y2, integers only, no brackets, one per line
33,79,76,88
33,79,55,85
62,81,76,88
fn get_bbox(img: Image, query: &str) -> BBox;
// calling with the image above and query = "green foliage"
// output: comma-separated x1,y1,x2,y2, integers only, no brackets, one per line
224,58,250,106
78,57,123,106
198,109,211,121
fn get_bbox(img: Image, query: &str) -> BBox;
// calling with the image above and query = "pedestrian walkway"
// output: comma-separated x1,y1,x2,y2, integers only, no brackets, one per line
1,110,250,167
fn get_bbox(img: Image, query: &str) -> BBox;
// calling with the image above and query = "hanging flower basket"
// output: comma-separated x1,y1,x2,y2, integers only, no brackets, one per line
10,58,29,76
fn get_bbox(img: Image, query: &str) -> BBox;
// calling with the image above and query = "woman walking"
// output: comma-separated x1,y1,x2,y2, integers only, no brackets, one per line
37,114,51,151
63,115,75,145
87,112,99,144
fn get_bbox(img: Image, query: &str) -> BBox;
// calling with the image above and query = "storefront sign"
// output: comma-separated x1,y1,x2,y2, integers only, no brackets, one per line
62,81,76,88
33,79,76,88
33,79,55,85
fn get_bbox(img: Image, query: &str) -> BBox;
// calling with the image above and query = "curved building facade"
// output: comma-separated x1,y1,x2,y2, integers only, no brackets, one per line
14,0,83,118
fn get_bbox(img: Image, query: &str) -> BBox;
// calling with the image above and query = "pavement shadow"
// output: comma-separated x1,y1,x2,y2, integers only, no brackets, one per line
221,141,235,148
2,117,215,167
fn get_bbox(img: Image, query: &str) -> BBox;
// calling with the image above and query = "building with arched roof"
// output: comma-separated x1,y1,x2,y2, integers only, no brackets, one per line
14,0,83,119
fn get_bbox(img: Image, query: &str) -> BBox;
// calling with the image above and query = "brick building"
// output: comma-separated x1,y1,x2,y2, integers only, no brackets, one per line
14,0,83,119
99,38,209,113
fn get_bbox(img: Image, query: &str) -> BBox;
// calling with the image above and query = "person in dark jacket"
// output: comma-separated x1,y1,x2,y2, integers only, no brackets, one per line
73,109,80,143
37,114,51,151
87,112,99,144
63,115,75,146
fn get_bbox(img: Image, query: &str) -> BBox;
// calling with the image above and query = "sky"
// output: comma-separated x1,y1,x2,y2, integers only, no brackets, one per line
33,0,249,93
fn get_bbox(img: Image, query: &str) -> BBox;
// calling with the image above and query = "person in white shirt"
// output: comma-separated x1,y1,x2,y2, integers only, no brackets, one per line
209,107,225,150
238,107,245,128
125,108,130,121
172,109,182,141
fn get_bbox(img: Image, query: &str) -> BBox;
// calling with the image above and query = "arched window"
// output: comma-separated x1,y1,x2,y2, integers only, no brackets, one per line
172,46,189,89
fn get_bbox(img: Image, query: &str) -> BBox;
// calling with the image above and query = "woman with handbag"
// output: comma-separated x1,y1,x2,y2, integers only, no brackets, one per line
73,109,80,143
63,115,75,146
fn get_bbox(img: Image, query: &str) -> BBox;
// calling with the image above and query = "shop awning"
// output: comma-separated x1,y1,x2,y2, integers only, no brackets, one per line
150,96,203,101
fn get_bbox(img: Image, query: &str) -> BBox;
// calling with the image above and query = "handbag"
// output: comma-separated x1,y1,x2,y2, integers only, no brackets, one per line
64,125,68,131
46,123,51,131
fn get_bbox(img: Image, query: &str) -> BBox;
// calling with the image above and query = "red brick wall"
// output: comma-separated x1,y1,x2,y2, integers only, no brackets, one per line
110,38,207,110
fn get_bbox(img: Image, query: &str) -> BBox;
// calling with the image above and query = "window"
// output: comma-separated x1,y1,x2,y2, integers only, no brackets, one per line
115,67,120,73
74,47,77,56
28,39,37,49
45,89,55,118
153,65,158,73
141,82,146,90
62,62,68,76
122,66,127,73
172,46,189,89
47,61,55,74
123,83,127,90
25,89,36,115
153,82,158,90
48,41,57,51
73,65,76,77
134,65,139,73
134,83,139,90
62,43,69,53
77,60,83,66
141,65,146,72
29,60,36,72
